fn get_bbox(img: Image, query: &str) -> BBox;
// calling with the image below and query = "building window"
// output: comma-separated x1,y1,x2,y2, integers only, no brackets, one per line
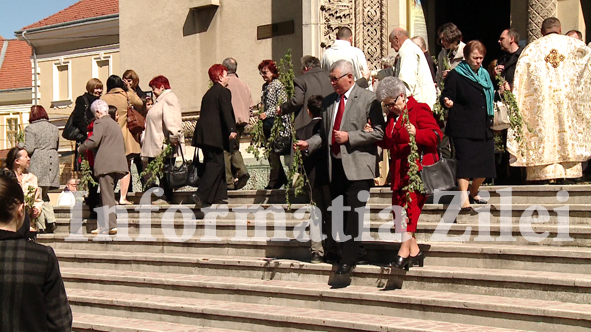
92,55,112,84
5,117,19,149
52,60,72,106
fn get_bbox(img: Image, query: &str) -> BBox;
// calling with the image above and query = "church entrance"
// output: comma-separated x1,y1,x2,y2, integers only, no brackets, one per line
421,0,512,67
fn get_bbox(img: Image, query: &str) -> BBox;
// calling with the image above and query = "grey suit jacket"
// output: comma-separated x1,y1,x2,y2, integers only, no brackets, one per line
79,116,129,177
307,84,385,182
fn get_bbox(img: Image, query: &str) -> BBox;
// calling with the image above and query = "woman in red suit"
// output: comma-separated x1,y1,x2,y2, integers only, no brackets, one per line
374,76,442,270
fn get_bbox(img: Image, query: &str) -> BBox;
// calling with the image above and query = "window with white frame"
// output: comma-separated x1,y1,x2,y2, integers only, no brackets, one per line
4,117,19,149
92,54,112,84
53,59,71,102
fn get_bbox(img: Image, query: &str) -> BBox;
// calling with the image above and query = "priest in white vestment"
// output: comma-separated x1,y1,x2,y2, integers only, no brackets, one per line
507,18,591,181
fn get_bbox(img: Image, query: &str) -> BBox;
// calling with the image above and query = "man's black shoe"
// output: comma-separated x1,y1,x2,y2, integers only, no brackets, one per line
191,194,211,209
235,173,250,190
324,252,340,264
46,222,57,234
336,263,354,275
310,252,323,264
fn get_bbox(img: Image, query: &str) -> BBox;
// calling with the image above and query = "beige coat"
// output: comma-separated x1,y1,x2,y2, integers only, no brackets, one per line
141,89,184,158
226,73,253,125
101,88,144,156
19,172,43,211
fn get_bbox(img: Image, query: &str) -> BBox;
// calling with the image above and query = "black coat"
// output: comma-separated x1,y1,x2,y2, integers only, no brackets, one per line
193,83,237,151
497,47,523,88
296,118,328,187
72,92,99,141
279,67,334,130
0,230,72,332
441,70,493,140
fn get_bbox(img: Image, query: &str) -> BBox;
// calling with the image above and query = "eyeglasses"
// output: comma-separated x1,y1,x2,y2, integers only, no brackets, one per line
259,70,270,75
383,96,401,108
329,73,348,83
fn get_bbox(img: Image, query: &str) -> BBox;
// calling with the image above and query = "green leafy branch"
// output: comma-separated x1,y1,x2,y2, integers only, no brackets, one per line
401,109,424,214
494,73,533,150
141,142,173,190
24,186,38,222
79,156,97,191
432,56,451,122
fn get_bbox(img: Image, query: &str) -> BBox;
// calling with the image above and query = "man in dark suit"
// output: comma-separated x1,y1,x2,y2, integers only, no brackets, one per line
192,64,237,208
295,60,385,275
278,55,334,130
296,95,330,264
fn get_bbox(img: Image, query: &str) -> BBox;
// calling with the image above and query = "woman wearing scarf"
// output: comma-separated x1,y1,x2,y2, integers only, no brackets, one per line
441,40,496,214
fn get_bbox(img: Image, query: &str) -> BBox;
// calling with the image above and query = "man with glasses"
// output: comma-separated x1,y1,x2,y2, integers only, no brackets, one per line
295,60,385,278
57,178,78,207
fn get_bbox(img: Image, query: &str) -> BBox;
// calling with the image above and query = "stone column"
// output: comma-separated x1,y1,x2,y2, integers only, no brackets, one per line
528,0,557,43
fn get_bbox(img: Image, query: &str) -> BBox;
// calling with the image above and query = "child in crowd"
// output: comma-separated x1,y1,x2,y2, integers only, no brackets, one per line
295,95,332,264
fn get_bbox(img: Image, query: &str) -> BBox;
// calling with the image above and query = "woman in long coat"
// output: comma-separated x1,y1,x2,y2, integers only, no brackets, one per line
101,75,144,205
192,64,237,208
24,105,59,233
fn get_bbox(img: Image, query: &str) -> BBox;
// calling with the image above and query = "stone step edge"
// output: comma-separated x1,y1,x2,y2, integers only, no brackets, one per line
53,242,591,260
66,288,527,332
60,256,591,289
62,268,591,321
73,312,243,332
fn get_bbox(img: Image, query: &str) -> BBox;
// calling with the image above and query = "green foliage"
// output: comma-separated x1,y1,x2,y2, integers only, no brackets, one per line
278,49,295,99
141,143,173,190
16,130,25,144
79,157,97,191
24,186,38,221
495,74,533,150
246,112,268,161
401,110,424,213
493,131,505,152
432,57,451,122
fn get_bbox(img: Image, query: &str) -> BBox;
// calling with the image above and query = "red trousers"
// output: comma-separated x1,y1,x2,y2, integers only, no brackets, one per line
391,190,426,233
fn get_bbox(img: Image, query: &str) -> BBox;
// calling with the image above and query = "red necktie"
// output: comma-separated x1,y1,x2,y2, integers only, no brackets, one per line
331,94,346,156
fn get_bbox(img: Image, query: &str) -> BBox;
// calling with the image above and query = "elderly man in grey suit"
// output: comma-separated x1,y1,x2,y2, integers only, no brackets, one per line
295,59,385,275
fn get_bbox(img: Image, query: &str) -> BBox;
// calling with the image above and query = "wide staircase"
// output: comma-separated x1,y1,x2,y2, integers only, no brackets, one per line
38,185,591,332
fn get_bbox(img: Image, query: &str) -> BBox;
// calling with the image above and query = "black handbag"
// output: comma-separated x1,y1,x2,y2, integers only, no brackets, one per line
420,131,457,195
63,95,89,141
187,147,205,187
165,146,190,189
271,135,291,155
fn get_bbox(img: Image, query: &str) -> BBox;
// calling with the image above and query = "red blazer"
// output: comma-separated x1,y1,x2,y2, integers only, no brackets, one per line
379,97,442,191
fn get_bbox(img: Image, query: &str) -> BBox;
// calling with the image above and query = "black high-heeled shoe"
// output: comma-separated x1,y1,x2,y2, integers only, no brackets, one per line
390,255,410,271
410,250,425,267
469,195,487,205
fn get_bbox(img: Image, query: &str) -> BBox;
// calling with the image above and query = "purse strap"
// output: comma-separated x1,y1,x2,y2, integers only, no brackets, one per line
169,144,186,168
193,146,201,164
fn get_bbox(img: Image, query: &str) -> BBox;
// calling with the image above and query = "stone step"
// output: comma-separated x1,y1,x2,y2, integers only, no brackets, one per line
73,312,243,332
125,185,591,205
53,242,591,275
53,203,591,225
66,288,528,332
58,254,591,305
46,216,591,248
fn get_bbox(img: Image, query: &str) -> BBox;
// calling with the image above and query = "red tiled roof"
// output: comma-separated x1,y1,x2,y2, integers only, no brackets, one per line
22,0,119,30
0,39,32,90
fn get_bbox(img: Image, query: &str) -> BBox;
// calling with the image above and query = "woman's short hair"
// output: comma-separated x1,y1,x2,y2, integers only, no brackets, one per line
208,64,228,82
29,105,49,122
86,78,103,94
122,69,140,89
90,99,109,118
106,75,127,92
258,60,279,79
4,146,26,171
149,75,171,90
375,76,407,102
438,22,463,46
463,40,487,59
0,168,24,225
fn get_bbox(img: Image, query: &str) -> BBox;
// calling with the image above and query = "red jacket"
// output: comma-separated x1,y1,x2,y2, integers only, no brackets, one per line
379,97,442,191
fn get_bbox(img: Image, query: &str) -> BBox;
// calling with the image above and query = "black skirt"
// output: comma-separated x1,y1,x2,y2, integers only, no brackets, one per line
452,137,496,179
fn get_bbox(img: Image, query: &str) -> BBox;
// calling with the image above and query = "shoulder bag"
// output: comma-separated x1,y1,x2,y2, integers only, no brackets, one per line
62,95,89,141
126,92,146,135
491,92,510,130
419,131,457,195
165,145,189,189
187,147,205,187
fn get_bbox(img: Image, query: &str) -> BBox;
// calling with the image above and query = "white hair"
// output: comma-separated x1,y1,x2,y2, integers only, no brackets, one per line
330,59,353,75
90,99,109,118
375,76,407,102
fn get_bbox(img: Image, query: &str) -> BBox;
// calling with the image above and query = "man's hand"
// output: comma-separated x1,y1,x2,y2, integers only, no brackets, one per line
363,119,373,133
443,97,454,108
442,70,450,80
333,130,349,144
259,113,267,120
229,132,237,140
32,207,41,218
294,140,309,151
169,137,179,146
405,123,416,136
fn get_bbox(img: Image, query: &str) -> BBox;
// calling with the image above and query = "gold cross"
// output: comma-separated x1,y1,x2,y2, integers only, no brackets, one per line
544,49,565,68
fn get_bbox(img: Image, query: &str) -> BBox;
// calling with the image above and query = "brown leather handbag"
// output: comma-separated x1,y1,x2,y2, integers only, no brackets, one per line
126,93,145,135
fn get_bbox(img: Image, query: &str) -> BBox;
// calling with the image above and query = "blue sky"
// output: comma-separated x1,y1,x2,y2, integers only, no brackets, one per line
0,0,80,38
